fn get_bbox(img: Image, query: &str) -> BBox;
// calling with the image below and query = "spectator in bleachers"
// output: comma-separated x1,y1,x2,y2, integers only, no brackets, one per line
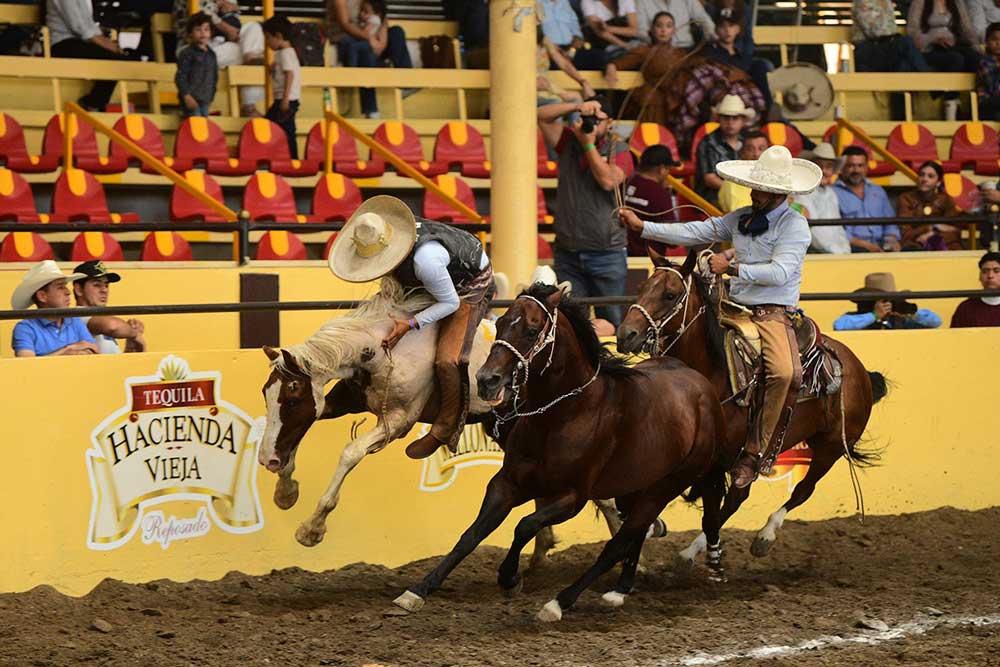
696,94,753,207
968,1,1000,38
538,96,632,326
624,145,679,255
327,0,413,70
47,0,130,111
702,7,774,113
174,1,265,118
537,25,595,113
175,12,217,118
951,251,1000,326
453,1,489,68
833,272,942,330
793,143,851,255
338,0,389,119
908,0,981,120
852,0,930,120
636,0,716,48
581,0,639,56
978,22,1000,120
833,146,902,252
262,16,301,159
539,0,611,70
11,261,98,357
896,160,964,250
718,129,768,213
71,261,146,354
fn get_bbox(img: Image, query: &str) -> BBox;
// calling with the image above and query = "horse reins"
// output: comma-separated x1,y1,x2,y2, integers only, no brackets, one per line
628,266,705,356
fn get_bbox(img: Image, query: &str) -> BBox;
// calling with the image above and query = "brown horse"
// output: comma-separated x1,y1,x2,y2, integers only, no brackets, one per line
394,283,727,621
616,250,887,580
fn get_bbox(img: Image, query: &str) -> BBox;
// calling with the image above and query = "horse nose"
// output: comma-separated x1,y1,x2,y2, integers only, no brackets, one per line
266,456,283,472
477,370,501,395
617,328,638,353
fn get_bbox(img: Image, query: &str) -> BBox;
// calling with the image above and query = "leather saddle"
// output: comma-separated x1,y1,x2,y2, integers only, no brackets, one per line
718,301,843,407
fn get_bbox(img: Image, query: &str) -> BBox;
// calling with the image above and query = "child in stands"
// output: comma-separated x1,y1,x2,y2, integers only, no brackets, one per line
175,12,218,118
978,22,1000,121
358,0,388,58
261,16,301,158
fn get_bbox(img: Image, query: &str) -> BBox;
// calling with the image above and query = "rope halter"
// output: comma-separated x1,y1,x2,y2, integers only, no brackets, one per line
627,266,704,356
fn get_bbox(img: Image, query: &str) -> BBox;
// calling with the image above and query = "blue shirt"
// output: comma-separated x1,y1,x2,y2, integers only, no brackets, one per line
833,179,901,245
539,0,583,45
833,309,942,331
12,316,96,356
641,201,811,307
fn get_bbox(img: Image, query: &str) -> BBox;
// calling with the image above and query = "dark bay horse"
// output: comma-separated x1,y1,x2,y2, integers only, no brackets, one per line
616,250,887,579
394,283,727,621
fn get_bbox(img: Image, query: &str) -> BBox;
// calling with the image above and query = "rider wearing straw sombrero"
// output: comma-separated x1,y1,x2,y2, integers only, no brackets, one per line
329,195,495,460
619,145,821,488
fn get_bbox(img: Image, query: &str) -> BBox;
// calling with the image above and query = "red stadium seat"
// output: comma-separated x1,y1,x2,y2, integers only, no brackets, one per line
53,169,139,223
537,186,553,224
886,122,938,169
762,122,805,157
943,173,979,211
170,170,229,222
0,232,54,262
243,172,306,221
324,232,337,259
174,117,254,176
975,159,999,176
111,115,192,174
70,232,124,261
537,234,553,260
256,231,308,260
238,118,318,177
944,122,999,172
141,232,194,261
312,172,362,222
0,113,58,173
686,122,719,177
822,125,895,177
422,174,478,222
0,168,55,222
434,122,490,178
538,130,558,178
628,122,690,176
304,121,385,178
42,113,126,174
372,121,448,177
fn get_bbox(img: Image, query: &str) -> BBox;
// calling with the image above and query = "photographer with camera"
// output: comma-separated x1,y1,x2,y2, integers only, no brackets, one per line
833,272,942,330
538,95,633,326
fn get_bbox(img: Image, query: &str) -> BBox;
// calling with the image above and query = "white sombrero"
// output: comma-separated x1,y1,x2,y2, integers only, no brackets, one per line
712,94,756,121
716,145,822,195
799,142,844,171
328,195,417,283
11,260,87,310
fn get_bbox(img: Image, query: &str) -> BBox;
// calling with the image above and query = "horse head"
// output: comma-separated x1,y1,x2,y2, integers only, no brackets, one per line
476,284,564,407
617,248,698,355
259,345,328,473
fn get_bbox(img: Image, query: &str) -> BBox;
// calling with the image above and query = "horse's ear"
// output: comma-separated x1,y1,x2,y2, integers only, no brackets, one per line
546,285,567,309
263,345,280,361
647,244,668,267
680,249,698,276
280,348,304,375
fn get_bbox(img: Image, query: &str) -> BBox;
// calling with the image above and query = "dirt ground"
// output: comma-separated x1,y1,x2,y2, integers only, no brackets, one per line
1,507,998,667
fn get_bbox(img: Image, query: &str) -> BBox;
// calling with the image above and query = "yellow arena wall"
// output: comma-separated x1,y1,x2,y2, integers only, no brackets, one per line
1,327,998,596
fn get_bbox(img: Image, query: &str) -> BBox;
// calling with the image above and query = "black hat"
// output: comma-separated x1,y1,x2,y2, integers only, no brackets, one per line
72,260,121,283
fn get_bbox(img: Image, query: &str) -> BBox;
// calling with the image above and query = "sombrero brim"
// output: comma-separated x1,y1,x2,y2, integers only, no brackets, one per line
716,158,822,195
800,150,845,172
328,195,417,283
712,106,756,121
11,271,87,310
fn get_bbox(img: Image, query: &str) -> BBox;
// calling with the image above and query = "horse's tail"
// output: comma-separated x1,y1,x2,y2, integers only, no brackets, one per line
867,370,889,404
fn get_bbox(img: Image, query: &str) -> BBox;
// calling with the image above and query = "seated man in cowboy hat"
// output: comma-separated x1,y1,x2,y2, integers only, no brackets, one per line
72,260,147,354
619,144,820,488
695,94,755,207
328,195,495,460
11,260,99,357
833,272,942,330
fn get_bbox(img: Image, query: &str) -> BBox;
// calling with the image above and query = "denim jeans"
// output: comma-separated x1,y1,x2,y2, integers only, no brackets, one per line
265,99,300,158
339,35,379,115
182,102,211,118
552,247,627,326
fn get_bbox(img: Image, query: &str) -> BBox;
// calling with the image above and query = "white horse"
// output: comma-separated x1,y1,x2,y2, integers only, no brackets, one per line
258,279,621,560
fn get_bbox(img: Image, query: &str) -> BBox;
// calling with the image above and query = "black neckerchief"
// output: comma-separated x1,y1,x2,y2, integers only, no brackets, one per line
737,209,771,237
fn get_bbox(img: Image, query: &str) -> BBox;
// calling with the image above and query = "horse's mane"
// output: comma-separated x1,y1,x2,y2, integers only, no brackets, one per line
688,269,729,370
521,283,636,379
276,278,435,378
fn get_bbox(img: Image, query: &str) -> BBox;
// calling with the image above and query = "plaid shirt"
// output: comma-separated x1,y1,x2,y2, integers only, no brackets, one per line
978,55,1000,100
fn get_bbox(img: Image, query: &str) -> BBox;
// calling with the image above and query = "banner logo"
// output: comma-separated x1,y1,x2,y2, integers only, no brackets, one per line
86,355,265,550
760,442,812,491
419,423,502,492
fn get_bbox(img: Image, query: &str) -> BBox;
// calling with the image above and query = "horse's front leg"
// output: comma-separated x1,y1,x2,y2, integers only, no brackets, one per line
273,457,299,510
498,493,584,593
295,411,414,547
395,473,528,613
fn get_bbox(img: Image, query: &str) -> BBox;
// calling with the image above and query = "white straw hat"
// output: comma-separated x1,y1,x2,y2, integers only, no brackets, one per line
712,94,756,121
716,145,822,195
11,260,87,310
328,195,417,283
799,142,844,171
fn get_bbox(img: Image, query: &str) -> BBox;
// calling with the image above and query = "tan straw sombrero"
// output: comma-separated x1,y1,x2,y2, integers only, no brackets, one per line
716,145,822,195
328,195,417,283
11,260,87,310
712,94,756,121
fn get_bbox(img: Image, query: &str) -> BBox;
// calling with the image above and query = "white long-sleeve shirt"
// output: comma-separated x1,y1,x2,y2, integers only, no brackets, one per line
636,0,716,48
411,241,490,329
47,0,102,44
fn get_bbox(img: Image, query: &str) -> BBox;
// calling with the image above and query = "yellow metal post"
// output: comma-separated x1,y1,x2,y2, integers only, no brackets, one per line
62,110,74,169
263,0,274,107
836,117,919,182
665,175,723,217
324,117,334,175
488,0,538,289
187,0,198,14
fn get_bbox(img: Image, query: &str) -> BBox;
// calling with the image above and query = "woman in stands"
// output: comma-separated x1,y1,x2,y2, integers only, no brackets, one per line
604,11,764,153
897,160,964,251
580,0,639,56
907,0,982,120
47,0,130,111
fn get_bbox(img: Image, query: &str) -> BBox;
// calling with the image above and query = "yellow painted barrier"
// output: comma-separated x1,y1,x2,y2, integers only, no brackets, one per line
1,328,999,595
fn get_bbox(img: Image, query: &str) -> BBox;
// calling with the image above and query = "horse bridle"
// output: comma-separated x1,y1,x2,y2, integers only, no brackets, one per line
627,266,706,356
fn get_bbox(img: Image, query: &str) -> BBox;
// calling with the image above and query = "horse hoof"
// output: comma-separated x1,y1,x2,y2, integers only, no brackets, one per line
295,523,326,548
499,575,523,597
527,554,549,573
674,553,695,578
601,591,627,608
750,535,774,558
393,590,425,613
707,570,728,584
273,481,299,510
537,600,563,623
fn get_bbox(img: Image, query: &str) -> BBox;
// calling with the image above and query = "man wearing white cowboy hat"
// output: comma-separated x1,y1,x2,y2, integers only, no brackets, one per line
696,93,756,207
328,195,494,460
792,142,851,255
619,144,820,488
11,260,99,357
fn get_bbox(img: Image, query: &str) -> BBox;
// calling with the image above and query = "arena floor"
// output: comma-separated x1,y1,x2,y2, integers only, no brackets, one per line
1,507,997,667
